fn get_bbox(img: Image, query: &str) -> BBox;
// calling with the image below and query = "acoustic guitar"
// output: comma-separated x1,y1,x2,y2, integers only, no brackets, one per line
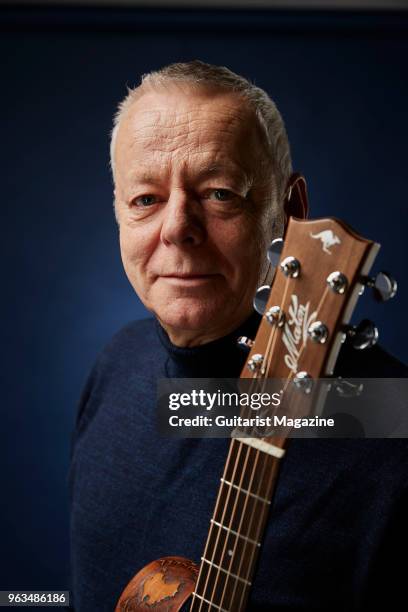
115,216,396,611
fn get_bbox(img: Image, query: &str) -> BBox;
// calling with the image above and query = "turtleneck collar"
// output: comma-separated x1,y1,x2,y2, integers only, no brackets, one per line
155,311,262,378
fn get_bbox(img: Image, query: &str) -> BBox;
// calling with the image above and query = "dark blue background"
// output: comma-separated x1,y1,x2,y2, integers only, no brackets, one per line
1,6,407,595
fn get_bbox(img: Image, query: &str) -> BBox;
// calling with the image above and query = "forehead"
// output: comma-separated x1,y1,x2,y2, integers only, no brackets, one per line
114,87,264,180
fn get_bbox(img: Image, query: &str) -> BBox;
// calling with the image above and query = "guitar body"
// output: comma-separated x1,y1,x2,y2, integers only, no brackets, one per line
115,556,198,612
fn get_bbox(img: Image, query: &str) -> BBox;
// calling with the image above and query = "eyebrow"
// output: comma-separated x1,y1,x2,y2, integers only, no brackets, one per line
197,163,255,194
197,163,245,180
128,171,161,185
127,162,254,192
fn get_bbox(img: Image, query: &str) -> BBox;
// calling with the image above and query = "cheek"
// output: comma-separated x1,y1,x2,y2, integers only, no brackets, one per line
210,216,265,281
120,220,151,256
119,227,136,270
119,225,156,285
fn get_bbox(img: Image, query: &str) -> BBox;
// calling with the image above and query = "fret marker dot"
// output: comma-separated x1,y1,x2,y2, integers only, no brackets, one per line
228,550,233,556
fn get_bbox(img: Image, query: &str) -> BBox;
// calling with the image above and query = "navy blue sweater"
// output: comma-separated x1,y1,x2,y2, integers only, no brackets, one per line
69,314,408,611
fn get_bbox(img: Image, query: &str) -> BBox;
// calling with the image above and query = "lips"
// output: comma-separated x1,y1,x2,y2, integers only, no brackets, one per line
159,273,221,285
162,273,215,278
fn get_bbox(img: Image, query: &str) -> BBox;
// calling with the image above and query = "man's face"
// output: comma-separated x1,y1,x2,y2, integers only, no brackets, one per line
114,85,275,345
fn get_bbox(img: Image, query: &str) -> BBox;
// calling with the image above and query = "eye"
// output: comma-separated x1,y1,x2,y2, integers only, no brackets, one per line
205,189,235,202
132,194,160,207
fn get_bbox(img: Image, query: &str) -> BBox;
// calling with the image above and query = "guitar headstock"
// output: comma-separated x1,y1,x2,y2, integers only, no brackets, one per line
241,217,382,382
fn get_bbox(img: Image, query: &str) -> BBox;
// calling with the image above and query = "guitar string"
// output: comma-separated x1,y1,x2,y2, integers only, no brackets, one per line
220,278,291,609
194,439,247,611
194,272,330,610
218,441,262,611
191,440,237,611
213,276,291,610
235,283,331,610
192,267,282,610
233,434,278,610
194,440,241,612
191,274,282,611
206,440,253,608
193,312,278,611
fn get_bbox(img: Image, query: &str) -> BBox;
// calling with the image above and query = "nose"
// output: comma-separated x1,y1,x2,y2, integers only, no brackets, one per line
160,188,206,247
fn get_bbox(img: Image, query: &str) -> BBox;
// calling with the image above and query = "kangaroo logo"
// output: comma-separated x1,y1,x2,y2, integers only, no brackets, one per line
310,229,341,254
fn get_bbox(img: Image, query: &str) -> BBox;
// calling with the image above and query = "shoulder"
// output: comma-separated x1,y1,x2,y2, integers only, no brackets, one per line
71,318,161,440
92,317,160,376
100,317,157,357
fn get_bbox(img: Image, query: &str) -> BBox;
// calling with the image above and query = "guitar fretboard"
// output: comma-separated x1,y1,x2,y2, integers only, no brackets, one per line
190,438,281,611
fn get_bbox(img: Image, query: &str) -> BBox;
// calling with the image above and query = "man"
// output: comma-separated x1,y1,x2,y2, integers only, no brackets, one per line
69,61,407,611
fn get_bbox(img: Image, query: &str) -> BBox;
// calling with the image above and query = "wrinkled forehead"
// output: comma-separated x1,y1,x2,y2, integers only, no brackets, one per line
114,88,266,181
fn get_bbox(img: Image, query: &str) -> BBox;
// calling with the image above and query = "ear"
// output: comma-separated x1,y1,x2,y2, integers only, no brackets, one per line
283,173,309,222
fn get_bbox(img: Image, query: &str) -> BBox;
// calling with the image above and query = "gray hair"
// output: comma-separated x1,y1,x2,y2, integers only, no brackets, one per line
110,60,293,211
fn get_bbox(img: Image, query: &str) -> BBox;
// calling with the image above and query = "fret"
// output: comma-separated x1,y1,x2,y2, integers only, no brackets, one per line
223,440,280,500
213,482,270,541
193,439,280,611
204,517,261,579
201,557,252,586
193,559,248,611
210,519,261,548
191,592,229,611
220,477,271,505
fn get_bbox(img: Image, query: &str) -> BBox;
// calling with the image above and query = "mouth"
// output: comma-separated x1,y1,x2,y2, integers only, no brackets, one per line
160,273,220,285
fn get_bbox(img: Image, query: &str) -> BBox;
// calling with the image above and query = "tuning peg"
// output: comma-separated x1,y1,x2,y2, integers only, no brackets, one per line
253,285,271,315
267,238,284,269
331,377,364,398
280,256,301,278
362,271,397,302
247,353,264,373
343,319,379,350
237,336,254,351
293,371,313,394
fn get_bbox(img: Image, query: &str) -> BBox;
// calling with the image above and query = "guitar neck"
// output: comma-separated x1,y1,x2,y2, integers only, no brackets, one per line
190,438,283,611
191,216,381,611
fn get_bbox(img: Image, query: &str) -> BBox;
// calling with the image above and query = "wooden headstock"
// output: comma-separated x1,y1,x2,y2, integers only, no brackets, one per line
242,217,380,382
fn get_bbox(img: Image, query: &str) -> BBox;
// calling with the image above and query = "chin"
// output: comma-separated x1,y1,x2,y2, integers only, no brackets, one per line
154,295,230,333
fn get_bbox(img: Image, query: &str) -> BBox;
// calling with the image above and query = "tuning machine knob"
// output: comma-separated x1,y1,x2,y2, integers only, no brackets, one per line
362,271,397,302
253,237,284,315
266,306,285,327
253,285,271,315
327,271,348,294
280,256,300,278
267,237,284,270
237,336,254,351
308,321,329,344
247,354,264,373
293,371,313,394
343,319,379,350
331,377,364,398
